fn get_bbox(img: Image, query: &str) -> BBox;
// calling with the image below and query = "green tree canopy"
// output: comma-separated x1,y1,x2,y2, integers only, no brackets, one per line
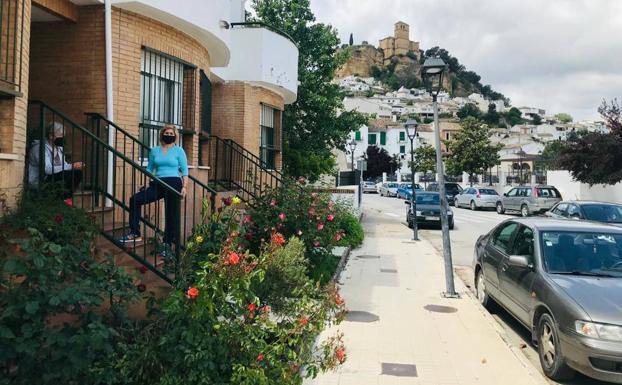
483,103,500,126
531,114,542,125
457,103,482,120
444,117,503,184
558,100,622,185
503,107,524,127
555,113,573,123
537,140,567,171
252,0,368,181
363,145,400,179
409,144,437,174
349,33,353,46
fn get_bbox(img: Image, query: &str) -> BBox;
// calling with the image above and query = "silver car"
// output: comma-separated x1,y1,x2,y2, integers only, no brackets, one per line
362,181,377,193
379,182,399,197
474,218,622,383
455,187,499,210
496,185,562,217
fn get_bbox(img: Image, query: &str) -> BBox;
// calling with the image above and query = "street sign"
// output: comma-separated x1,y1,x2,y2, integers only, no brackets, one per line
357,160,367,171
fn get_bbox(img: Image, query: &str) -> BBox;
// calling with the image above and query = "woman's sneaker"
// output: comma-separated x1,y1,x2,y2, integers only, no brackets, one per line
119,233,143,244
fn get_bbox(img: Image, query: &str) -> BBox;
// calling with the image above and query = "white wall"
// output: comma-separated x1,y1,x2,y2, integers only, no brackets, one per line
547,170,622,204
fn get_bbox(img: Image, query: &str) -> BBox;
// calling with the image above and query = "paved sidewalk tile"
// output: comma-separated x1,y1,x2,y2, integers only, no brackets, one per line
305,207,548,385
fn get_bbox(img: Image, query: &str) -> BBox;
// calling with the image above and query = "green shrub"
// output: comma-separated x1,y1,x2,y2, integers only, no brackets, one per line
335,212,364,248
0,188,140,385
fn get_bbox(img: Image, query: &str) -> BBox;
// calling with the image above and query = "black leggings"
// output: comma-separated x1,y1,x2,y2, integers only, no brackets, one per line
128,177,182,245
45,169,83,199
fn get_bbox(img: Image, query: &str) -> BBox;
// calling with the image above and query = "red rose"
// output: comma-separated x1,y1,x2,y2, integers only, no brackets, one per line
248,303,257,312
223,197,232,206
271,233,286,246
54,214,64,224
335,233,342,241
257,353,264,362
335,295,345,306
243,215,252,224
335,347,346,363
138,265,148,274
308,208,315,216
186,287,199,299
261,305,271,314
278,212,286,221
327,214,335,222
299,316,309,326
228,253,240,265
317,223,324,231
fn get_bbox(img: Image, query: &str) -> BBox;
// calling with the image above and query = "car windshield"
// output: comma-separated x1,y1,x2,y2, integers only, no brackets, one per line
541,231,622,277
387,183,398,188
582,204,622,224
479,189,498,195
416,193,440,205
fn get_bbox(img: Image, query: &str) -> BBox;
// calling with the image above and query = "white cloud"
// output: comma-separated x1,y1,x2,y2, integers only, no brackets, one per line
310,0,622,120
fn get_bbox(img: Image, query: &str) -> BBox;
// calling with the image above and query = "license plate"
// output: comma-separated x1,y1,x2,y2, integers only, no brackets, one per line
425,216,439,221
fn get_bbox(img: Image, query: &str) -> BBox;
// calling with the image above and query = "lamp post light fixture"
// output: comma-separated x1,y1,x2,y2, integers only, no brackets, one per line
348,139,357,173
405,120,419,241
422,57,458,298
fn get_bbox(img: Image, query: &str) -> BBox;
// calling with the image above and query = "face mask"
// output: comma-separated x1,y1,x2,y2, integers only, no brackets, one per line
54,138,65,147
162,135,176,144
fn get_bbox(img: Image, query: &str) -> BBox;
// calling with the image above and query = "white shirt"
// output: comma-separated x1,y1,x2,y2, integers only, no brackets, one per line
28,140,73,185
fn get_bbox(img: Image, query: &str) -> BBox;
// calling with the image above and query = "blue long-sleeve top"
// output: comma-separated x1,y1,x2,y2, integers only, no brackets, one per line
146,146,188,178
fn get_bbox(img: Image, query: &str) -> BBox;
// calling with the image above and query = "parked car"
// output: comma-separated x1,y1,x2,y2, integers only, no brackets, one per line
397,183,422,200
473,218,622,383
496,185,562,217
455,187,499,210
362,181,377,193
545,201,622,226
379,182,399,197
426,182,463,206
405,191,454,229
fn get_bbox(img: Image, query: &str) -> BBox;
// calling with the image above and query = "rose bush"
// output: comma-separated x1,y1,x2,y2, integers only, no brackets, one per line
120,201,347,385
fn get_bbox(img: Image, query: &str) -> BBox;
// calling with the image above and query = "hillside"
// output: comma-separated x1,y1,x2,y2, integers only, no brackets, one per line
337,44,508,103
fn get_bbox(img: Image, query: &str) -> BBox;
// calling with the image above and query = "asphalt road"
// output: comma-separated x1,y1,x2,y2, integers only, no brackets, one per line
361,192,614,385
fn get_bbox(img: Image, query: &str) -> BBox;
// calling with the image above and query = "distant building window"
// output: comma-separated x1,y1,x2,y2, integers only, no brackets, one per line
399,131,405,141
445,132,450,140
400,145,406,154
355,131,362,141
368,133,377,145
380,132,387,145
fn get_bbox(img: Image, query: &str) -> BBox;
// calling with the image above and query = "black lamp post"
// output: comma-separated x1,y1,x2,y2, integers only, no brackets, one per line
348,139,356,173
422,57,458,298
405,121,419,241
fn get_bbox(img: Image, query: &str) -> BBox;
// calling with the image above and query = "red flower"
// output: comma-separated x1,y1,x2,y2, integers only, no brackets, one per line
243,215,252,224
278,212,286,221
138,265,148,274
327,214,335,222
317,223,324,231
335,233,342,241
299,316,309,326
228,252,240,265
335,347,346,363
248,303,257,312
257,353,264,362
308,208,315,216
186,287,199,299
261,305,271,315
223,197,232,206
271,233,286,246
313,240,321,248
270,199,277,207
335,295,345,306
54,214,64,224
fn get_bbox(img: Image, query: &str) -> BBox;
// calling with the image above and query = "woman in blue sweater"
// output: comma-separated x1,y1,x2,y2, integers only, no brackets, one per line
120,125,188,258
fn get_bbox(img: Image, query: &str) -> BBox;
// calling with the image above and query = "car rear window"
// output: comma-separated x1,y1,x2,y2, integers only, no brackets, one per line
416,193,440,204
479,189,498,195
388,183,398,188
537,187,561,198
446,184,462,193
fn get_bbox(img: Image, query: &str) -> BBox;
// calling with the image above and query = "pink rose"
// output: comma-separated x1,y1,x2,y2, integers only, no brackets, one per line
335,233,342,241
317,223,324,231
327,214,335,222
278,213,286,221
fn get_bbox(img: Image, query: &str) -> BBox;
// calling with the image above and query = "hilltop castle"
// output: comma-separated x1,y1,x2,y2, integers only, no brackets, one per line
379,22,420,64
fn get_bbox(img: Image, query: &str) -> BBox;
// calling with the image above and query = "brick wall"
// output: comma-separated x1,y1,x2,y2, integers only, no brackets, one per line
0,0,31,211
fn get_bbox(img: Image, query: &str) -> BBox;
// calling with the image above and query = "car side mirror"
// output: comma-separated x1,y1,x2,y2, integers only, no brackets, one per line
508,255,532,269
570,214,581,220
404,201,411,205
503,193,508,197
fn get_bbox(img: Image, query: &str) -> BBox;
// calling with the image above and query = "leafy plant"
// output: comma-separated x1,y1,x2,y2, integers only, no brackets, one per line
334,212,363,249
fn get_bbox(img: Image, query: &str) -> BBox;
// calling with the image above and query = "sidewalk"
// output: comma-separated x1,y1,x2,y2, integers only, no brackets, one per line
306,207,548,385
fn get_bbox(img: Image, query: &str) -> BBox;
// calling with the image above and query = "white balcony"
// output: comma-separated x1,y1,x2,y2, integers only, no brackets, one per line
108,0,236,67
212,24,299,104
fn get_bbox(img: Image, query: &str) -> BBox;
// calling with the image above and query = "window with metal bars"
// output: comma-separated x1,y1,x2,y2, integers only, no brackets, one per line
0,0,25,96
139,48,196,157
260,104,280,170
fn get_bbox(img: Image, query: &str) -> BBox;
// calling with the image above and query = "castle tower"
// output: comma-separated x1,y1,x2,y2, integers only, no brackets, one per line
395,21,409,40
379,21,421,64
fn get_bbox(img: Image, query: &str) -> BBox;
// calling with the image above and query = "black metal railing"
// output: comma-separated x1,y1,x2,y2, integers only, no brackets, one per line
26,102,216,284
0,0,25,96
85,112,218,235
204,135,285,203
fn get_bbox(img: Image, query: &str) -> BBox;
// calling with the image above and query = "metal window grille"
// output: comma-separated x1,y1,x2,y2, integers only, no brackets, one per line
260,104,279,170
139,48,195,158
0,0,24,96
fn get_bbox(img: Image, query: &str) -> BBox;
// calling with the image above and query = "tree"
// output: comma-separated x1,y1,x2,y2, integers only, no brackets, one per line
444,117,503,185
252,0,368,182
558,100,622,185
457,103,482,120
349,33,353,46
555,113,573,123
504,107,524,127
532,114,542,125
483,103,500,126
537,140,567,171
363,145,399,179
409,144,436,174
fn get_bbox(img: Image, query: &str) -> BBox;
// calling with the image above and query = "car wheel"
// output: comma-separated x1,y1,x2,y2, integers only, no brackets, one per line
407,214,413,228
475,269,491,309
537,313,575,381
496,202,505,214
470,200,477,211
521,204,530,217
449,220,454,230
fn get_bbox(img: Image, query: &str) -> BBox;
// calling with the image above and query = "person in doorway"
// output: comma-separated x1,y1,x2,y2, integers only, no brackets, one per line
28,122,84,202
119,125,188,259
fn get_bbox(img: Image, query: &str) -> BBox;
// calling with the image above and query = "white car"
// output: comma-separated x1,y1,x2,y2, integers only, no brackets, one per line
455,187,499,210
362,181,377,193
379,182,399,197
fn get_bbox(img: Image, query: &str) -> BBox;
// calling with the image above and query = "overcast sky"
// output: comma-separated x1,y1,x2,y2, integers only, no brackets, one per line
308,0,622,120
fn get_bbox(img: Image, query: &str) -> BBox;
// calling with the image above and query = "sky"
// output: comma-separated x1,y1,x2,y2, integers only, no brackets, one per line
307,0,622,121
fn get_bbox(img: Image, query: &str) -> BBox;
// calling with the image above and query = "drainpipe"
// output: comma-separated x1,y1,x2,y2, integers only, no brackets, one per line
105,0,114,207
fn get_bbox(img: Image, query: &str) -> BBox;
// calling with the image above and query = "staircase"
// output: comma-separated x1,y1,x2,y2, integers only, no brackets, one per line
27,101,218,287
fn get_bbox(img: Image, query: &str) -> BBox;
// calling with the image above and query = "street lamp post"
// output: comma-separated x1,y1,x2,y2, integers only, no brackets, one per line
422,57,458,298
348,140,356,173
405,120,419,241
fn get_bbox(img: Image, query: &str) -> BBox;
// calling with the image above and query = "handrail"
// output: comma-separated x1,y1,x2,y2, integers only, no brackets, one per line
84,112,218,197
216,136,286,185
230,21,298,48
